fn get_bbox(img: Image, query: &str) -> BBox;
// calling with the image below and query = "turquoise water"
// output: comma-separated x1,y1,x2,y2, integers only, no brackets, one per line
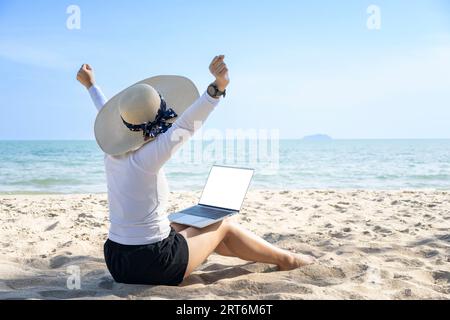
0,140,449,193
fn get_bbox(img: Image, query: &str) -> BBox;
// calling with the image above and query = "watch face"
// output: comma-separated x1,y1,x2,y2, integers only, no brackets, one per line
208,85,217,97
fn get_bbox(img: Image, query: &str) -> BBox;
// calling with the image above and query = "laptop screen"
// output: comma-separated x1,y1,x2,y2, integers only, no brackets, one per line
199,166,254,211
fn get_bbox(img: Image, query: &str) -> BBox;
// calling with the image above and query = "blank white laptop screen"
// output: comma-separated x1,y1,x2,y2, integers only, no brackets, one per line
199,166,254,211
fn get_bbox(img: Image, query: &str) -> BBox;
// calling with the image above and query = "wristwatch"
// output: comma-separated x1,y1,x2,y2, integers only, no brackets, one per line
207,83,226,98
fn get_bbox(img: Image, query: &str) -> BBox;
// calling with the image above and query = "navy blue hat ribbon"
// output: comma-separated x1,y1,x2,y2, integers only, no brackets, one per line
121,94,178,139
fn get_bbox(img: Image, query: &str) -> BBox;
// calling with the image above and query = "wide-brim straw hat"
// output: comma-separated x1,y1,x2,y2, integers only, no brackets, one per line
94,75,199,156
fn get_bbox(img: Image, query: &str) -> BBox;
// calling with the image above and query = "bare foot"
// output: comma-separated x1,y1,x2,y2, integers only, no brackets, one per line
278,253,316,271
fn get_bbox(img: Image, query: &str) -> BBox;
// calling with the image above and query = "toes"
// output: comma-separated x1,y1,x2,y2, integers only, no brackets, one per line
298,254,316,266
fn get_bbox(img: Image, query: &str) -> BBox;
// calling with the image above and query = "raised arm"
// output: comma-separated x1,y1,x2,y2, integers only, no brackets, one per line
77,64,108,111
133,55,230,172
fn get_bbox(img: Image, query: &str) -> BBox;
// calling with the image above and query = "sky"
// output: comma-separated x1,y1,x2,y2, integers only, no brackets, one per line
0,0,449,140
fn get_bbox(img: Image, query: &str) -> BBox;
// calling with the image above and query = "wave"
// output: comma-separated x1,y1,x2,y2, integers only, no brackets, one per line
6,178,86,187
376,174,450,181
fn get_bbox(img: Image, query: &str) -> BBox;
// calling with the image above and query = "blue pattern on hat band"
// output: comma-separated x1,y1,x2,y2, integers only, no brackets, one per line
121,94,178,139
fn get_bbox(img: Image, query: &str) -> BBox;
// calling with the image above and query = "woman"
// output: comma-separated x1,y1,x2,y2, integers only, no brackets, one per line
77,55,314,286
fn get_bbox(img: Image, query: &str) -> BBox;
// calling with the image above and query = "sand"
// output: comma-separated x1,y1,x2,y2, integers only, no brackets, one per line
0,190,449,300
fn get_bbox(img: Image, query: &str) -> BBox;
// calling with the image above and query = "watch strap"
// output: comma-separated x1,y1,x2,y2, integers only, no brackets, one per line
209,83,226,98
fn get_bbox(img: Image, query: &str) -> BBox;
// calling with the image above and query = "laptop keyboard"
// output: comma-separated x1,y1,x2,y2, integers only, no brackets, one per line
181,206,234,220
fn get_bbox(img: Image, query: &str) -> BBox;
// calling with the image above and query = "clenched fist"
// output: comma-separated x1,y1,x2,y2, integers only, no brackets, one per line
77,64,95,89
209,55,230,92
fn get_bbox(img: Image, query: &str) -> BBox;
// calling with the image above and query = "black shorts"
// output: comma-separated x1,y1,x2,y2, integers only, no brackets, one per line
104,227,189,286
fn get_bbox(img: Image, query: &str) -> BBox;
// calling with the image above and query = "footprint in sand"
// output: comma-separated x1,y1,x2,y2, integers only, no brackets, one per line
394,273,413,281
39,290,98,299
98,276,115,290
392,257,425,267
328,231,348,239
44,222,59,232
49,255,73,269
329,204,346,212
358,247,385,254
420,249,440,259
60,241,73,248
432,271,450,284
224,278,313,295
78,213,95,219
373,225,392,234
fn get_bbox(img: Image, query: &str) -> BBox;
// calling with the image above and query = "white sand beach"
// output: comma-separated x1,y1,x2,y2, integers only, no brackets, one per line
0,190,449,300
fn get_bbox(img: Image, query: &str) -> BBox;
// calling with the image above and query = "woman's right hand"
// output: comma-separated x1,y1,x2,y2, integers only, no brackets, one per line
209,55,229,92
77,64,95,89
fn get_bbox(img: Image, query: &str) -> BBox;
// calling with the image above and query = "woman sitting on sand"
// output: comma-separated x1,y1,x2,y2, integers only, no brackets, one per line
76,55,314,286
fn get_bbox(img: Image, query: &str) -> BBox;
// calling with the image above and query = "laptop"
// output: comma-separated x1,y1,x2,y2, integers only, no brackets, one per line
168,165,254,228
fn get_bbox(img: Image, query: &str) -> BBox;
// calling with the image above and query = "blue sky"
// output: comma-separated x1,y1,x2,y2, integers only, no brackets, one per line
0,0,449,139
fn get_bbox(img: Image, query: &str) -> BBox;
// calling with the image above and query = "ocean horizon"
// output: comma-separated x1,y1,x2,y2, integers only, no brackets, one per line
1,139,449,194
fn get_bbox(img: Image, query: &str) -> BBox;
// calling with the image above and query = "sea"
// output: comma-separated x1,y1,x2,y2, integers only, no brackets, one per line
0,140,449,194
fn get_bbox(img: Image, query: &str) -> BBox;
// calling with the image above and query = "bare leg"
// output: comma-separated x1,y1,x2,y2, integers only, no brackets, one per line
220,222,299,265
179,219,314,278
214,241,235,257
171,222,189,233
172,222,234,256
217,222,314,270
172,222,237,257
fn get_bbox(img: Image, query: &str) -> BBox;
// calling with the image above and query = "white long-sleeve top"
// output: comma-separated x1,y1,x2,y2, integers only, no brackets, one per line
88,85,220,245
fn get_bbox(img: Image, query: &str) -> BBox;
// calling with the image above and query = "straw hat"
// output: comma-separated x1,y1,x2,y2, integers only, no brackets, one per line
94,76,199,156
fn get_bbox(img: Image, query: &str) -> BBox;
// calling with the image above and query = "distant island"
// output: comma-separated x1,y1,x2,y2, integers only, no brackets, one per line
302,134,333,141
